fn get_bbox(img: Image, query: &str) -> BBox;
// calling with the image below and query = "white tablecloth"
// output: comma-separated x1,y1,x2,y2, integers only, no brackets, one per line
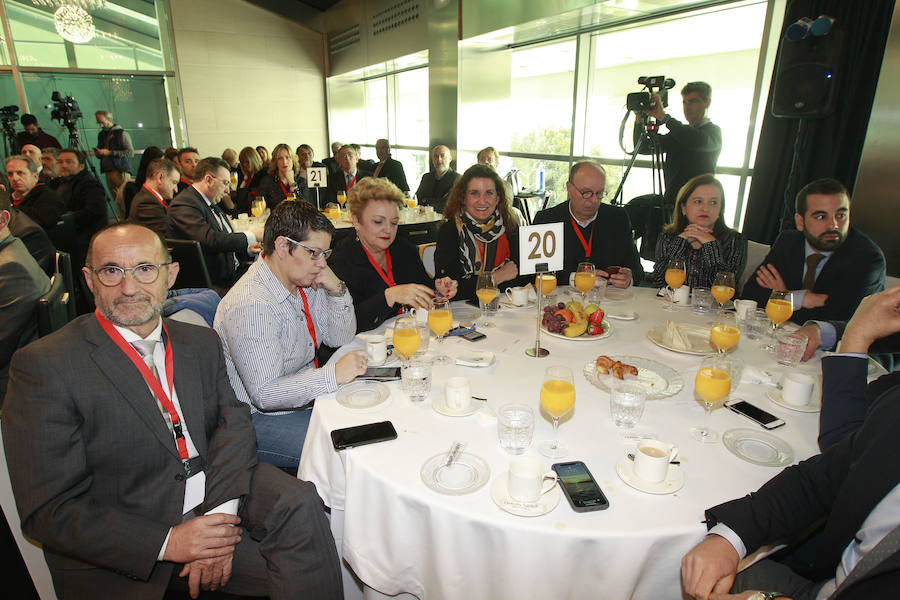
299,287,823,600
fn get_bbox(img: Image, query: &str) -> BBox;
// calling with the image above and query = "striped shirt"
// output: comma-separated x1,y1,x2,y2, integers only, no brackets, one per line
650,229,747,291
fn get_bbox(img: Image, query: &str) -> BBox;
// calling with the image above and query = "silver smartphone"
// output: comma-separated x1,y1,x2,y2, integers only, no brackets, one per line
725,399,785,430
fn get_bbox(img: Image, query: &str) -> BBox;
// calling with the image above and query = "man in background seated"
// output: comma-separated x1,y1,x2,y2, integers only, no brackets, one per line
373,138,409,192
175,147,200,195
5,154,64,229
0,195,51,404
416,144,459,213
167,157,263,294
19,144,43,176
532,161,642,288
2,223,343,598
55,148,108,269
297,144,325,204
15,113,62,151
322,141,342,176
741,178,885,324
326,144,372,206
41,146,60,183
129,158,180,238
215,201,365,469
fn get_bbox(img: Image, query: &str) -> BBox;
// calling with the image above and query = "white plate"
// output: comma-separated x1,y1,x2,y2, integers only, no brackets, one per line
766,388,820,413
421,452,491,495
722,428,794,467
490,475,560,517
583,356,684,400
455,351,495,368
615,457,684,494
432,392,481,417
499,298,536,310
336,381,391,410
646,323,718,355
605,310,638,321
604,289,634,302
542,320,613,341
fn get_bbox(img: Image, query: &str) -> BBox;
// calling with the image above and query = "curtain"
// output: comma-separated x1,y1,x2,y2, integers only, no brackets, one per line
742,0,895,243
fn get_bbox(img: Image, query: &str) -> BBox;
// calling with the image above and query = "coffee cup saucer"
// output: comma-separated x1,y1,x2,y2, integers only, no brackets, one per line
615,456,684,495
766,388,820,413
490,475,560,517
431,392,481,417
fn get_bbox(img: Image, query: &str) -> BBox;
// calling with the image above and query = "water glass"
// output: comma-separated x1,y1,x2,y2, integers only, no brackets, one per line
743,308,771,341
401,358,432,402
692,287,714,314
610,383,646,428
776,331,807,367
414,323,430,357
587,278,607,304
497,403,535,455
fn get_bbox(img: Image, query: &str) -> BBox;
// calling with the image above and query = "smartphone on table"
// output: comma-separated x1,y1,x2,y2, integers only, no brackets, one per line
330,421,398,450
725,399,786,430
358,367,401,381
552,461,609,512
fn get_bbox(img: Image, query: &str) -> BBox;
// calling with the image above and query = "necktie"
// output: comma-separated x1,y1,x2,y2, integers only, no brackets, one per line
346,173,352,188
802,253,825,290
131,339,175,435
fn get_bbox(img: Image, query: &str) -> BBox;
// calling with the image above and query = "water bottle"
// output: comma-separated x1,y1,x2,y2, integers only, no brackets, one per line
536,162,545,191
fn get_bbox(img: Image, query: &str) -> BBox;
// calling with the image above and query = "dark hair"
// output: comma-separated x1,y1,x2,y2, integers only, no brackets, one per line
681,81,712,102
444,163,518,235
177,147,198,159
263,199,335,256
664,173,729,238
134,146,165,188
194,157,229,181
41,147,59,158
568,160,606,183
5,154,38,174
297,143,313,154
59,148,86,165
145,158,178,181
86,222,171,267
164,147,178,161
20,113,37,126
795,177,849,215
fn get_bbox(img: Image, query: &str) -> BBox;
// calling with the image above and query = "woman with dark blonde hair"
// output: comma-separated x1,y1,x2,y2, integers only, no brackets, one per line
435,163,521,300
232,146,266,215
650,173,747,290
329,177,457,332
257,143,307,212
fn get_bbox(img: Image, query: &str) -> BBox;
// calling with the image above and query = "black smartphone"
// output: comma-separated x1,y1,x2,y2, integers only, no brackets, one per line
330,421,398,450
359,366,401,381
461,330,486,342
552,461,609,512
726,399,786,430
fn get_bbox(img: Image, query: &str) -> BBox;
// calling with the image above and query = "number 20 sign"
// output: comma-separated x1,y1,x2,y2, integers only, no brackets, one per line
518,223,564,275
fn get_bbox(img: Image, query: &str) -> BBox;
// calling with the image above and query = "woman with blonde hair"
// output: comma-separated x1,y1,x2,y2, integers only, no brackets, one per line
257,143,307,212
232,146,266,215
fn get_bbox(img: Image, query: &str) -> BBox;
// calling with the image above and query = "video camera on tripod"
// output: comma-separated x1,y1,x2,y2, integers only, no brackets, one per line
627,75,676,121
1,105,20,157
46,91,83,130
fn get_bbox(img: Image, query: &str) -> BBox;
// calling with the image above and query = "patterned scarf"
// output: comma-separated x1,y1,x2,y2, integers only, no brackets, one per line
457,209,506,278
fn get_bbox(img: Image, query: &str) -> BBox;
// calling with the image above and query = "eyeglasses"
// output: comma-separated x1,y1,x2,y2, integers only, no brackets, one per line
576,188,606,200
89,263,171,286
284,236,332,261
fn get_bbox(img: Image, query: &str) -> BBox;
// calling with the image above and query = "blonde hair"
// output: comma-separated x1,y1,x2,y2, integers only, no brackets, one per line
268,143,299,178
238,146,262,173
347,177,405,220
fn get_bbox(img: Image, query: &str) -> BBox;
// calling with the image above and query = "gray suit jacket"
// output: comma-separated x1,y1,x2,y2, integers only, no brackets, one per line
1,315,257,598
128,186,168,238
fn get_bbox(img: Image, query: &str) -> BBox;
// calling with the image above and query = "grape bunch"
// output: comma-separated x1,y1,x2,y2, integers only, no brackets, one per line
542,302,568,333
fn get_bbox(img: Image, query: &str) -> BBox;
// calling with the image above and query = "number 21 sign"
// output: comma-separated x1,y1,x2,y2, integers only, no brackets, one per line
518,223,563,275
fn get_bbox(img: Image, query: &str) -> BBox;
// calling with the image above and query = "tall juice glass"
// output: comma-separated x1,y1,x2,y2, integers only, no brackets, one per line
475,272,499,328
763,290,793,353
393,316,420,363
538,366,575,458
690,354,733,443
711,271,736,315
574,262,596,305
428,297,453,366
709,314,740,354
664,258,686,312
251,197,266,218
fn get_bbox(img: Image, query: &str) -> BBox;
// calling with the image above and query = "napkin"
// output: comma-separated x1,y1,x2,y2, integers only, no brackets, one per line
742,365,779,387
456,351,495,367
665,320,691,351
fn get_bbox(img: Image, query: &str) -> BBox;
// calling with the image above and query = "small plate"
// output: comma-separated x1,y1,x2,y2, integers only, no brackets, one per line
490,475,560,517
542,320,613,341
604,289,634,302
455,351,495,368
336,381,391,410
452,307,481,327
722,428,794,467
421,452,491,495
605,310,638,321
766,388,820,413
583,356,684,400
646,323,717,355
432,392,481,417
499,298,536,310
615,457,684,494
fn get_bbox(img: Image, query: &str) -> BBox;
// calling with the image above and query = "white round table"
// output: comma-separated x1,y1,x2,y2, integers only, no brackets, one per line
299,287,824,600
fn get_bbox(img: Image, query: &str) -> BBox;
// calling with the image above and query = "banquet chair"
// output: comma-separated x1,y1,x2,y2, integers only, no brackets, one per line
739,240,771,293
419,242,437,278
55,251,76,320
165,239,213,290
36,275,71,337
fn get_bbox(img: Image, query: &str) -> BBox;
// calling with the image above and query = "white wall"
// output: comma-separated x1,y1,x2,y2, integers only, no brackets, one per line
169,0,328,158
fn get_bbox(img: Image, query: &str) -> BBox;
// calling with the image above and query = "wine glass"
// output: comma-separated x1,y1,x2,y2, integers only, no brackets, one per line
690,354,733,443
406,194,418,210
711,271,736,315
250,197,266,218
475,273,499,328
538,365,575,458
428,296,453,366
393,316,420,364
336,191,348,213
709,314,740,355
663,258,686,312
574,262,596,305
763,290,793,353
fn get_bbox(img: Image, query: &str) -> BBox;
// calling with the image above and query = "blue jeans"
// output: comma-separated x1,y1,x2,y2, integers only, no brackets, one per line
251,409,312,469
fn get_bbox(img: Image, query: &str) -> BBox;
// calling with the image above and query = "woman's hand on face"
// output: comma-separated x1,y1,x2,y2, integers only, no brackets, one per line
493,261,519,286
385,283,435,310
435,277,458,300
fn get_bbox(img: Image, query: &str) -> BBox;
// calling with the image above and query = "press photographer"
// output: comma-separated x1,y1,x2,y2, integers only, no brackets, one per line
16,113,62,151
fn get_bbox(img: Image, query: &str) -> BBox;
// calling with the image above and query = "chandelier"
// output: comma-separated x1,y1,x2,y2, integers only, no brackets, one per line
31,1,107,44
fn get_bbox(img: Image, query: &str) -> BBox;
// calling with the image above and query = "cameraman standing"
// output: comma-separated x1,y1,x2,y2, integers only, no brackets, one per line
636,81,722,212
93,109,133,198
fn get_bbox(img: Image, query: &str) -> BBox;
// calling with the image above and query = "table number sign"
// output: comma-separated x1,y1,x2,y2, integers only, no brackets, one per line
307,166,327,188
518,223,564,275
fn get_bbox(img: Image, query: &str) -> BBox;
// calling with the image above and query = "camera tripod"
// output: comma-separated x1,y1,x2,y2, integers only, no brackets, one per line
611,113,666,206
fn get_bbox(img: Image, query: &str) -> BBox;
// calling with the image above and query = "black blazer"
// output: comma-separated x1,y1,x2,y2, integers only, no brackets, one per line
329,236,433,332
16,183,65,230
9,207,56,276
531,200,644,286
256,172,308,211
435,220,522,301
54,169,108,265
373,156,410,192
326,168,373,206
706,362,900,599
415,170,459,213
128,187,168,238
166,186,250,285
741,228,885,323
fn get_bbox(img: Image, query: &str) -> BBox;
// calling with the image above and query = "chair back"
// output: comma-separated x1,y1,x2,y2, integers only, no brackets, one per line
398,220,440,247
46,212,75,255
165,239,213,290
37,275,71,337
55,251,77,320
739,240,771,293
419,242,437,278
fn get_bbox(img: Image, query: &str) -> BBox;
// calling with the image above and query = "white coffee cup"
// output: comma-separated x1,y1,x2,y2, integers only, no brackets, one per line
669,285,690,305
366,335,387,366
508,456,557,502
634,440,678,483
411,307,429,325
782,372,815,406
505,286,529,306
445,376,472,411
734,299,758,320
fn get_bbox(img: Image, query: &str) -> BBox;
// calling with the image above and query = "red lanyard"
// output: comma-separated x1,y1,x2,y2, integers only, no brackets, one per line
142,183,168,209
570,217,594,259
278,178,293,198
298,288,319,368
179,176,191,186
362,246,396,287
346,173,357,191
94,310,188,460
13,182,43,206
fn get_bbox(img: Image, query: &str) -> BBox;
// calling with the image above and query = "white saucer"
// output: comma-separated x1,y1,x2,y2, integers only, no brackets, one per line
615,457,684,495
431,392,481,417
766,388,820,413
490,475,560,517
604,289,634,302
336,381,391,410
499,298,536,310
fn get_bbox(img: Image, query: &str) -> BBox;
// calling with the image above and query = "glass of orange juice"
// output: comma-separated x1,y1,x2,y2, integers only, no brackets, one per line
250,197,266,218
475,272,499,328
709,315,740,354
663,258,686,312
538,365,575,458
336,191,347,212
764,290,793,353
428,296,453,366
690,354,734,443
393,316,420,363
711,271,736,315
574,262,596,304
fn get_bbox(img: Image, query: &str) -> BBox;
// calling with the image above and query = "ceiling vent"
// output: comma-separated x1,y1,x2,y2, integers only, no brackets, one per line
372,0,419,37
329,23,360,55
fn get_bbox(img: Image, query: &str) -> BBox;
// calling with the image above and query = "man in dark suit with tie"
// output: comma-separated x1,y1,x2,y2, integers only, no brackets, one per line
741,178,885,323
372,138,409,192
166,157,263,293
681,287,900,600
322,141,342,176
129,158,180,238
2,223,343,599
326,145,372,206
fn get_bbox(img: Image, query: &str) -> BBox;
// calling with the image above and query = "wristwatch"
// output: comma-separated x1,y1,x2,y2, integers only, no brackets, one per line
327,280,347,297
750,592,783,600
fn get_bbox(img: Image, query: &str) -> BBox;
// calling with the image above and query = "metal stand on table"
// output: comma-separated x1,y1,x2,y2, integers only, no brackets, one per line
526,266,551,358
514,190,551,225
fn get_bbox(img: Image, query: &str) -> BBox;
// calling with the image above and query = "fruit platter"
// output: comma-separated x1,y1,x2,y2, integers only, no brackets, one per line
541,301,613,340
